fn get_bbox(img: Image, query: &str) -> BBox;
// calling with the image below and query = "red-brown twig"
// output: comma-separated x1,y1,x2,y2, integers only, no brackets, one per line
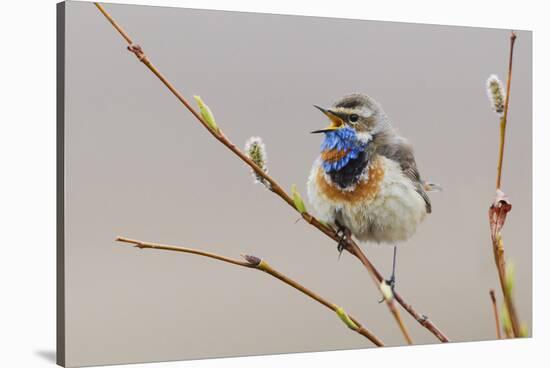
489,289,502,339
488,31,521,338
489,191,520,337
94,2,448,343
116,236,384,346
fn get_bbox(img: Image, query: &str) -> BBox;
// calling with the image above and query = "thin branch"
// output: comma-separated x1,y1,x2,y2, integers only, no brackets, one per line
490,193,520,337
489,31,521,338
496,31,517,190
489,289,502,339
387,297,413,344
503,326,513,339
346,242,413,344
116,236,384,346
94,2,448,343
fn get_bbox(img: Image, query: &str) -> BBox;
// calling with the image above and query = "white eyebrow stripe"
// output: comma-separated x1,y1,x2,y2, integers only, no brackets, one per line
332,107,373,119
332,107,356,114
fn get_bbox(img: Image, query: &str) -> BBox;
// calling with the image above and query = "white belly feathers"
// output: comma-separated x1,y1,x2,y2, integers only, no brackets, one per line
307,155,427,244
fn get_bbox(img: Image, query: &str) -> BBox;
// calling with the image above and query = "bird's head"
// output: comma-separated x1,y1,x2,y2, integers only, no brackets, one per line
312,94,388,172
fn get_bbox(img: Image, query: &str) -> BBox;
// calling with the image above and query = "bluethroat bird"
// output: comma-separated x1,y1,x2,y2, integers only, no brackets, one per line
307,93,439,292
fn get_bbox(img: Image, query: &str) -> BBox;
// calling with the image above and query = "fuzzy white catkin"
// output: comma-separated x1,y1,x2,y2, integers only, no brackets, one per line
486,74,506,115
245,136,270,188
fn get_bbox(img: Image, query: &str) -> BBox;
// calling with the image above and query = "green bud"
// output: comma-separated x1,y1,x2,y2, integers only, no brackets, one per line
519,323,529,337
291,184,307,214
193,95,219,134
501,304,512,335
505,261,515,295
335,306,358,331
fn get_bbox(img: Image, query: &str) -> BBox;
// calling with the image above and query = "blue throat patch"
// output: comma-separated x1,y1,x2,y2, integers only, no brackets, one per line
320,127,367,172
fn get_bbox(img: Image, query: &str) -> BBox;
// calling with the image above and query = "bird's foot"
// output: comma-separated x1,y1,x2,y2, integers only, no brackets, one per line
335,224,351,257
379,246,398,303
387,274,396,292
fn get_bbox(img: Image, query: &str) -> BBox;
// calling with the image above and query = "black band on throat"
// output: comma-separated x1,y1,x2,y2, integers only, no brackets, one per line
327,151,369,189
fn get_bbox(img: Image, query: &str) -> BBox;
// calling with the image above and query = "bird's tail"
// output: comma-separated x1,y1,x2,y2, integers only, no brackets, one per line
423,181,443,192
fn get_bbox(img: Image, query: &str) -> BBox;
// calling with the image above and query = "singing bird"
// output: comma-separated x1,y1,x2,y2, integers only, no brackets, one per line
307,93,438,290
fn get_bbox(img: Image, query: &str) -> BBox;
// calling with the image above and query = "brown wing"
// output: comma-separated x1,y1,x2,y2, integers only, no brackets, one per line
375,137,432,214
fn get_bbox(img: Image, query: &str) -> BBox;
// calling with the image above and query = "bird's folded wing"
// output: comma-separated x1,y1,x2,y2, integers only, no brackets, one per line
375,136,432,214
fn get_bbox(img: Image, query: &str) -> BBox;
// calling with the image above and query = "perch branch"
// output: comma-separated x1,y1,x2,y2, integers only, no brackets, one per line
94,2,448,343
489,289,502,339
488,31,521,338
116,236,384,346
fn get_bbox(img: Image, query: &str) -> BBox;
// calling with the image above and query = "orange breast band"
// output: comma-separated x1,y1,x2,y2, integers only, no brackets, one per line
320,148,350,163
316,156,385,204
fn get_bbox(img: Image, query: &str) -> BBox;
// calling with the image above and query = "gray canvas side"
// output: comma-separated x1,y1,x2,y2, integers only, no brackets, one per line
56,2,66,367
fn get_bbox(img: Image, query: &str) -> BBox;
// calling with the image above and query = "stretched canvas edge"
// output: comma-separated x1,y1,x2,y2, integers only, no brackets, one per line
56,1,66,367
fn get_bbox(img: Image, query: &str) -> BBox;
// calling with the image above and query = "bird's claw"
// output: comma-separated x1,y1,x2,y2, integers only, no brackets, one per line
387,275,396,292
337,239,346,253
335,225,350,258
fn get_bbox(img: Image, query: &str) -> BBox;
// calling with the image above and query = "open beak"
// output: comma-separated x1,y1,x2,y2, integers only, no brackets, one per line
311,105,345,134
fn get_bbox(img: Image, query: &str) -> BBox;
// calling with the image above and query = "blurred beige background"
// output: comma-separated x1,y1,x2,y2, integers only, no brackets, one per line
62,1,532,366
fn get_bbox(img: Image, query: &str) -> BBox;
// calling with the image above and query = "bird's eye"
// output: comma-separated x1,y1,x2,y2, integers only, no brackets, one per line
349,114,359,123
